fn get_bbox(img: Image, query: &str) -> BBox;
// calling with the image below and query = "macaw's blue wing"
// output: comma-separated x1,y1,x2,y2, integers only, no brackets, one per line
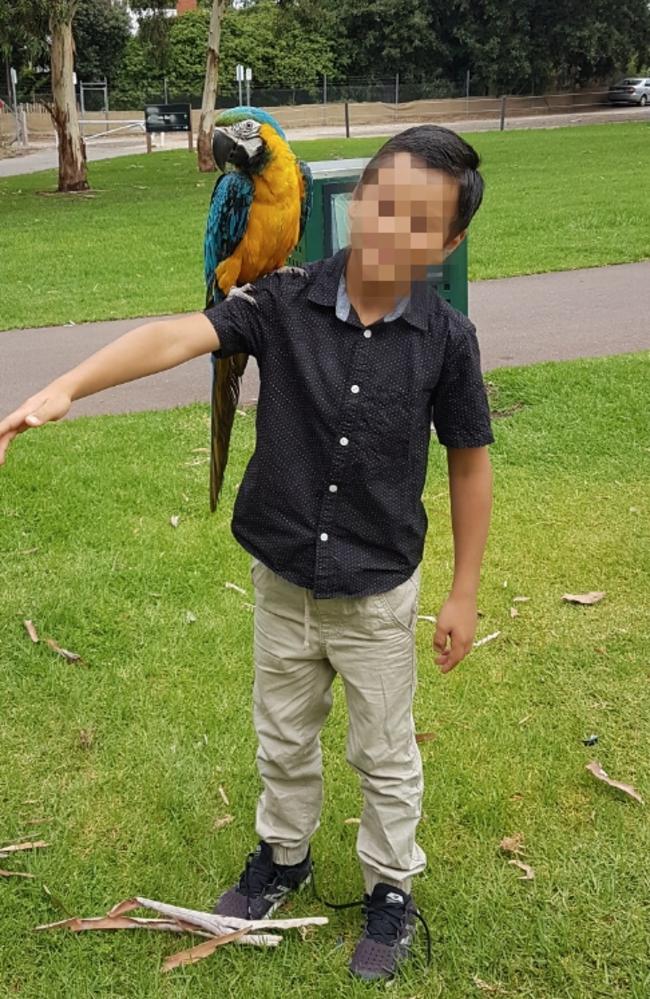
297,160,313,244
203,170,254,307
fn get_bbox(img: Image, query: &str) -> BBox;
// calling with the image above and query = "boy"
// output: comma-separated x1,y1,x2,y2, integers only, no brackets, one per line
0,125,494,982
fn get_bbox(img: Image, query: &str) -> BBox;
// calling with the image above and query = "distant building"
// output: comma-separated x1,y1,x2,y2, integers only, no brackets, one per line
122,2,197,36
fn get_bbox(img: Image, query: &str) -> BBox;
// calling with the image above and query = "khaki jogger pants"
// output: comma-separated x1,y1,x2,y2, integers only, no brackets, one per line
249,554,427,894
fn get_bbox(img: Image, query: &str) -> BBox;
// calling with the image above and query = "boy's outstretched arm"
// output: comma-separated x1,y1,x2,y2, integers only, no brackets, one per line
0,312,219,466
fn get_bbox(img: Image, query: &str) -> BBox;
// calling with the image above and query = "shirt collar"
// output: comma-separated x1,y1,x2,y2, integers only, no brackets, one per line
306,247,430,331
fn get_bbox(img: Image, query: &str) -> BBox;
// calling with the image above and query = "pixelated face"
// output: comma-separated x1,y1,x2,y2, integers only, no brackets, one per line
348,151,463,284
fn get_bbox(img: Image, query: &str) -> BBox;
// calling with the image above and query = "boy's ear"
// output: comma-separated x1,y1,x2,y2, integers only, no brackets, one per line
443,227,467,257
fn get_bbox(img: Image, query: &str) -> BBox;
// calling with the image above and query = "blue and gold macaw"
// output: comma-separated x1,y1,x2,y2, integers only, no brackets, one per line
204,106,313,512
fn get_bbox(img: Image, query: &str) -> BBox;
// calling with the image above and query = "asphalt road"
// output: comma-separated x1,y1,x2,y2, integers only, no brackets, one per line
1,261,648,420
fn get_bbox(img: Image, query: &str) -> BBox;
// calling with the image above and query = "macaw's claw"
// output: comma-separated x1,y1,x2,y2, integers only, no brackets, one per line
225,283,259,308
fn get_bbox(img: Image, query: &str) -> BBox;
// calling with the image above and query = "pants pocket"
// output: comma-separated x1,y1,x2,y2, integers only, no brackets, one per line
374,566,420,634
250,555,264,587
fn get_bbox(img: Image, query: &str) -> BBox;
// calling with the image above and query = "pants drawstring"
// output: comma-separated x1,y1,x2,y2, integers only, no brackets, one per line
303,589,310,649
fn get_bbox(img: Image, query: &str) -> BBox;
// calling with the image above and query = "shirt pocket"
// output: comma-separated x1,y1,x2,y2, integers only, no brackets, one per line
357,383,413,484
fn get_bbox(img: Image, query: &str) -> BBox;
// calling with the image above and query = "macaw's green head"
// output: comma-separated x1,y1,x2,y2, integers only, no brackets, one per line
212,106,288,176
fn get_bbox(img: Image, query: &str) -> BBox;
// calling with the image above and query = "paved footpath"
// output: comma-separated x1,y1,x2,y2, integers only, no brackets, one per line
0,105,647,179
1,261,648,421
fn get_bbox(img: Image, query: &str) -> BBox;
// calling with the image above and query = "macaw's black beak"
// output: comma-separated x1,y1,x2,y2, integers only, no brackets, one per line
212,127,250,172
212,127,238,172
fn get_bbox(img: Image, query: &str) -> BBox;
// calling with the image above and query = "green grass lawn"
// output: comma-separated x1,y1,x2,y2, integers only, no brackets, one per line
1,122,649,331
1,350,649,997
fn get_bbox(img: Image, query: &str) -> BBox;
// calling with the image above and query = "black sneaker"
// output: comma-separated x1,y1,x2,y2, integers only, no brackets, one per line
212,840,312,920
348,883,423,981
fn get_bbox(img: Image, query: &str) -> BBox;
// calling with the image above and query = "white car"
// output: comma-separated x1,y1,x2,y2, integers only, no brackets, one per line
607,77,650,106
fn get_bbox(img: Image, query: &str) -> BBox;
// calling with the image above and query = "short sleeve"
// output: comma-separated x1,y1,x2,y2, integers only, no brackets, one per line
431,316,495,447
202,272,278,360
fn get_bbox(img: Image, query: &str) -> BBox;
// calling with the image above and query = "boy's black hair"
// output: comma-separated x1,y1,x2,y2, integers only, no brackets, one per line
354,124,485,240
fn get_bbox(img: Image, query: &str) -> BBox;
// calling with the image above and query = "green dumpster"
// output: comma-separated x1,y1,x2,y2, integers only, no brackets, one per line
290,158,469,317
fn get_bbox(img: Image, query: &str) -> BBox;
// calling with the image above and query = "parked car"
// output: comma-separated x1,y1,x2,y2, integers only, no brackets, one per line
607,77,650,106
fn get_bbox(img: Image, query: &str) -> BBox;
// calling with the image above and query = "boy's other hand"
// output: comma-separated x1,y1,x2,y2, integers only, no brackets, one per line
433,594,478,673
0,386,72,466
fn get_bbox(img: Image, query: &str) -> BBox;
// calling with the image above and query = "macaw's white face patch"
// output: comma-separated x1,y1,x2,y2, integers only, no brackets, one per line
348,151,462,285
232,118,261,140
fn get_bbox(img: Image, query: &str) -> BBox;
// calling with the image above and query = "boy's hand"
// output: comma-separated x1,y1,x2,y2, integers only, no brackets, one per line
432,593,477,673
0,385,72,466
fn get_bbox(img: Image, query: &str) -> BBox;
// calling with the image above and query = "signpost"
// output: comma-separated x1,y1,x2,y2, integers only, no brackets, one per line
143,103,193,152
9,66,26,147
236,64,252,106
236,64,244,106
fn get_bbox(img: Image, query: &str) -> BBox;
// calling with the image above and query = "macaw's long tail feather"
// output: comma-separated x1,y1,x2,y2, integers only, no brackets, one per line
209,351,249,513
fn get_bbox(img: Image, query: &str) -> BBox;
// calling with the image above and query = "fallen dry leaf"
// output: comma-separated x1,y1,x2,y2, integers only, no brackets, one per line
225,582,246,595
586,761,644,804
508,859,535,880
218,785,230,806
213,815,234,831
23,619,39,642
0,840,49,857
417,614,437,623
45,638,84,665
474,630,501,648
518,714,532,725
415,732,437,743
184,611,197,624
472,974,508,993
499,833,525,856
344,817,360,825
162,928,249,971
1,869,35,878
510,607,519,618
562,591,605,605
79,729,94,749
170,515,180,528
35,895,328,972
512,596,530,603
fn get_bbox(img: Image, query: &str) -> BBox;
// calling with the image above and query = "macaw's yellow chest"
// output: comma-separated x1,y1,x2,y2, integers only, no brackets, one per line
237,158,303,282
214,127,306,296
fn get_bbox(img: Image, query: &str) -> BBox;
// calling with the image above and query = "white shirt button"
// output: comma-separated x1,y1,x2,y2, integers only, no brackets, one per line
329,483,338,492
363,329,372,338
339,436,349,446
350,384,360,393
320,532,329,541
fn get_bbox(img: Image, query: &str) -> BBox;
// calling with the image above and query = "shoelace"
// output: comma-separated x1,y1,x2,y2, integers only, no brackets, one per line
311,861,432,967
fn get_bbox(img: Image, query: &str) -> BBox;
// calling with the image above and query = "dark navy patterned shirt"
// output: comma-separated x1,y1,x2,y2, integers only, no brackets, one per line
203,246,494,599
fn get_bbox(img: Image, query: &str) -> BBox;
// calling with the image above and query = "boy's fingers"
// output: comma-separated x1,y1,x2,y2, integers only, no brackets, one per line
0,429,18,465
0,397,59,465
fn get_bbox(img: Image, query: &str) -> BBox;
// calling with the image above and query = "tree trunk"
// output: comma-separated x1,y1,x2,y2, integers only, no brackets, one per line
197,0,227,173
50,12,88,192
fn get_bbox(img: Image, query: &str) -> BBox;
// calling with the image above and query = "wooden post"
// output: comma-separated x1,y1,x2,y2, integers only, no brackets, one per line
500,95,507,130
146,131,152,153
187,116,193,151
344,100,350,138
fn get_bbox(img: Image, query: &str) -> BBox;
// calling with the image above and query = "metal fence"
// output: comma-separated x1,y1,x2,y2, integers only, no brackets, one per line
6,71,626,111
2,84,640,150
